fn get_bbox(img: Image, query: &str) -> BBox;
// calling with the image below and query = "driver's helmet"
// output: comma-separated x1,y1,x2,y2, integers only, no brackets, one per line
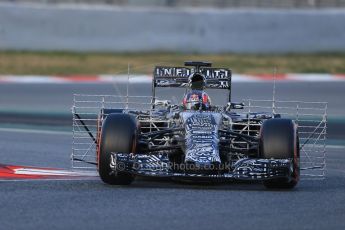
189,73,206,90
182,90,211,110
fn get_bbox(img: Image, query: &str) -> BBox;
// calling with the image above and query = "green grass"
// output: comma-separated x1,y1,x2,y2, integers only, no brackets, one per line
0,51,345,75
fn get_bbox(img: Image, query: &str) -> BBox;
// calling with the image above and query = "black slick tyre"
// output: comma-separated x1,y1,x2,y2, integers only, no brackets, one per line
98,113,137,185
259,118,300,189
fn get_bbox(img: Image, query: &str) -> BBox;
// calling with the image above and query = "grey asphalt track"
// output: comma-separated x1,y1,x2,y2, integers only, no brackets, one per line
0,81,344,116
1,81,344,138
0,129,345,230
0,81,344,230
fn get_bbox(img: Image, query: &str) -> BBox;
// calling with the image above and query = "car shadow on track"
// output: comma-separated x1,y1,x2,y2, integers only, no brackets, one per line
99,177,294,192
1,175,332,192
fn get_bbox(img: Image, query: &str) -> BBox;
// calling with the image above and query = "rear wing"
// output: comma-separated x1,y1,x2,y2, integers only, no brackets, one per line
153,66,231,89
152,64,232,103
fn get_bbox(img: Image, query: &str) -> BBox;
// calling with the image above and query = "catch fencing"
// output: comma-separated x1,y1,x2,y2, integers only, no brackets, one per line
2,0,345,8
1,3,345,53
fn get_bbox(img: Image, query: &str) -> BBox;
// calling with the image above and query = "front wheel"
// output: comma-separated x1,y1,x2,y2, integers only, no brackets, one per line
98,113,137,185
259,118,300,189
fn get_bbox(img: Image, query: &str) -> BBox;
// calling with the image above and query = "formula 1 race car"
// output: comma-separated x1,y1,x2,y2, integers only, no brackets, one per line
71,61,327,189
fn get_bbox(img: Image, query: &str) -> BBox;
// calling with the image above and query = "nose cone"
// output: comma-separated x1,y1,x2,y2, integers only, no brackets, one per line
181,112,223,170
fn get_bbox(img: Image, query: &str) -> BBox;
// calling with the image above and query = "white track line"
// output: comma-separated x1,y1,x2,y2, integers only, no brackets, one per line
327,145,345,150
0,129,343,148
13,168,98,177
0,127,71,135
0,178,99,182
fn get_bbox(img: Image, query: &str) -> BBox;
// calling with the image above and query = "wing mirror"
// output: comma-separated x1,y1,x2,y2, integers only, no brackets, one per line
226,102,245,111
154,100,171,108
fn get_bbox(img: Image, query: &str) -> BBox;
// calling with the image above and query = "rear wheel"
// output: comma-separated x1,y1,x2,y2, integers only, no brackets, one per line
98,113,137,185
259,118,300,189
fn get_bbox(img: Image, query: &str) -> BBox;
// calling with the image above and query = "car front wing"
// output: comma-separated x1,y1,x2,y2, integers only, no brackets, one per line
110,152,293,182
